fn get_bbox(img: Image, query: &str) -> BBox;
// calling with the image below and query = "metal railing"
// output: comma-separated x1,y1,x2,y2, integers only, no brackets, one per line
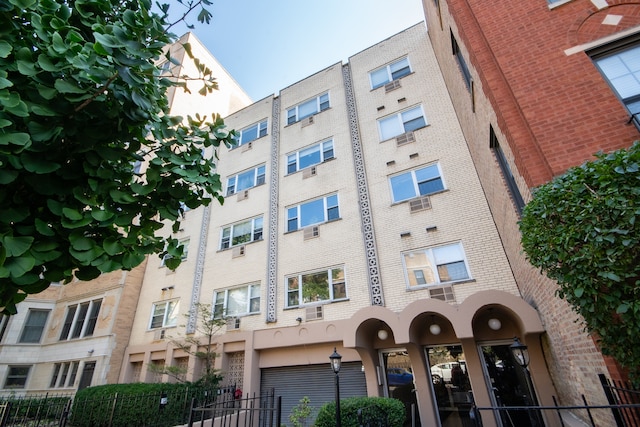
188,389,281,427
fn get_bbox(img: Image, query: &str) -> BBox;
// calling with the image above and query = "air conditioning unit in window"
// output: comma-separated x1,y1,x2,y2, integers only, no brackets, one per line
384,80,401,93
232,245,246,258
303,226,320,240
396,131,416,146
305,305,323,321
153,329,166,340
301,116,314,128
237,190,249,202
226,317,241,330
302,166,317,179
409,195,431,213
241,142,252,152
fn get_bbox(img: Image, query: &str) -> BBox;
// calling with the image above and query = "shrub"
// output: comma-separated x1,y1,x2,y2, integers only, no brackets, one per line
315,397,405,427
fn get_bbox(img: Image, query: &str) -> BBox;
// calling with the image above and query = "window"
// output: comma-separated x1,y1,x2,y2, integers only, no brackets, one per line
287,194,339,232
50,361,80,388
161,238,190,266
59,299,102,340
0,314,8,342
5,366,31,389
378,105,427,140
213,284,261,319
220,217,263,249
287,93,330,124
370,57,411,89
592,42,640,128
286,267,346,308
451,31,472,90
490,126,525,214
149,300,179,329
390,164,445,203
236,120,268,146
287,140,334,174
402,243,470,288
19,309,50,343
226,165,266,196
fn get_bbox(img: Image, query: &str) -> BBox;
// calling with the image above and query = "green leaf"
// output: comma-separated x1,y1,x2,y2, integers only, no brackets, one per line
9,0,37,8
1,236,34,256
75,265,101,281
62,207,83,221
54,79,85,94
35,219,55,236
3,255,36,278
103,238,124,255
0,41,12,59
20,152,61,173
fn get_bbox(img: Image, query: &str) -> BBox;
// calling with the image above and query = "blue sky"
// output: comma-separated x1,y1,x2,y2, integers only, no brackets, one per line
167,0,425,101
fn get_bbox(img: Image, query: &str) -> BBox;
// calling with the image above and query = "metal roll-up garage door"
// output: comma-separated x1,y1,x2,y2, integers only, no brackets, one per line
261,362,367,422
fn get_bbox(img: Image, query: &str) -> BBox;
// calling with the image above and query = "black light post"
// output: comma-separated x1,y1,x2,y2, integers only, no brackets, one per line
510,337,543,425
330,347,342,427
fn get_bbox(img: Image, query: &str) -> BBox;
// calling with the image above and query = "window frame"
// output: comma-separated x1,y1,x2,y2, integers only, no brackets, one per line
149,300,179,330
402,242,471,288
285,266,347,308
451,31,472,91
19,308,50,344
161,237,190,267
490,126,525,214
220,216,264,250
50,361,80,389
287,92,330,125
369,57,412,89
236,119,268,146
213,283,261,319
59,299,102,341
5,365,31,389
378,105,428,141
286,194,340,232
286,139,335,174
226,164,266,196
389,163,446,203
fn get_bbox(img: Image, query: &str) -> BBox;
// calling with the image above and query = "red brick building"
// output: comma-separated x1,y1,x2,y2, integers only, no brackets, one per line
421,0,639,418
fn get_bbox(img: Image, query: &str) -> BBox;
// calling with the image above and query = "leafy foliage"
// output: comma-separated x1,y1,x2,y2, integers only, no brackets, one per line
315,397,405,427
290,396,316,427
519,141,640,381
0,0,236,313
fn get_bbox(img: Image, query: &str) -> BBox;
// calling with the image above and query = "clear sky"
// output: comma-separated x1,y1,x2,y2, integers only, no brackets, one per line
167,0,426,101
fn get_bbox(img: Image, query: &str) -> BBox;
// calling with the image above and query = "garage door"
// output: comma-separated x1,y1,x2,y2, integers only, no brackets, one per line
261,362,367,422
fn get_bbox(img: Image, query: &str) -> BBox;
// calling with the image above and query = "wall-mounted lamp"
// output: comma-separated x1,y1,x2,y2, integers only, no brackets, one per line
488,318,502,330
296,317,302,324
429,323,441,335
377,329,388,340
88,349,94,354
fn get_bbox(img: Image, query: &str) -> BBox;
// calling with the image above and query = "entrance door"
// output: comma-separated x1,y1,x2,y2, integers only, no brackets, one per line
426,345,474,427
479,344,543,427
78,361,95,391
380,350,420,427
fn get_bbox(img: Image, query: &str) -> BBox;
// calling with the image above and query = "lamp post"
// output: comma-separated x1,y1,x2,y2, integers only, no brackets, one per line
330,348,342,427
510,337,543,425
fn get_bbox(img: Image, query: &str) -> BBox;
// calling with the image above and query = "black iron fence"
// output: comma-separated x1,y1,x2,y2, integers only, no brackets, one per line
187,388,281,427
600,374,640,427
0,392,73,427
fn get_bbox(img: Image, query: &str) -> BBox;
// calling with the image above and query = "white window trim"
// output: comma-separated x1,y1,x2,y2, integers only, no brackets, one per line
213,283,261,319
237,119,268,146
402,242,471,288
285,266,347,308
19,308,50,344
4,365,31,389
160,238,190,267
377,105,427,141
149,300,179,330
286,194,340,232
369,57,412,89
220,216,264,250
389,163,446,203
286,139,334,174
287,92,330,124
226,164,266,196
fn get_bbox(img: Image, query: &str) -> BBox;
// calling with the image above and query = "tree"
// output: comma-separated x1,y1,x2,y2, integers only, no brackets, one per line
0,0,236,313
519,141,640,381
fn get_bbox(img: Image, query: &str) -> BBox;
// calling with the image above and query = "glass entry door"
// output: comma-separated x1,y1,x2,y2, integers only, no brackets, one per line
480,344,543,427
426,345,474,427
380,350,420,427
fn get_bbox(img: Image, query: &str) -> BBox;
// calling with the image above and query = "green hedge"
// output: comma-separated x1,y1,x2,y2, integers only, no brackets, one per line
69,382,213,427
315,397,405,427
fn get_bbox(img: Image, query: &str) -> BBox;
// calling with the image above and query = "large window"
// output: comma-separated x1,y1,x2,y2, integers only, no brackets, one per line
213,284,260,319
286,267,346,308
378,105,427,141
19,309,50,343
390,164,445,203
287,194,339,232
220,217,263,249
236,120,268,146
287,140,334,174
50,361,80,389
59,299,102,340
593,43,640,128
402,243,470,288
370,57,411,89
226,165,266,196
451,31,472,90
490,126,525,214
287,93,330,125
149,300,179,329
5,366,31,389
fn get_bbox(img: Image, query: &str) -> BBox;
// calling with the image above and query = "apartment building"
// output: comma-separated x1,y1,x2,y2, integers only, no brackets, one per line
0,33,251,396
121,23,565,427
420,0,639,423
